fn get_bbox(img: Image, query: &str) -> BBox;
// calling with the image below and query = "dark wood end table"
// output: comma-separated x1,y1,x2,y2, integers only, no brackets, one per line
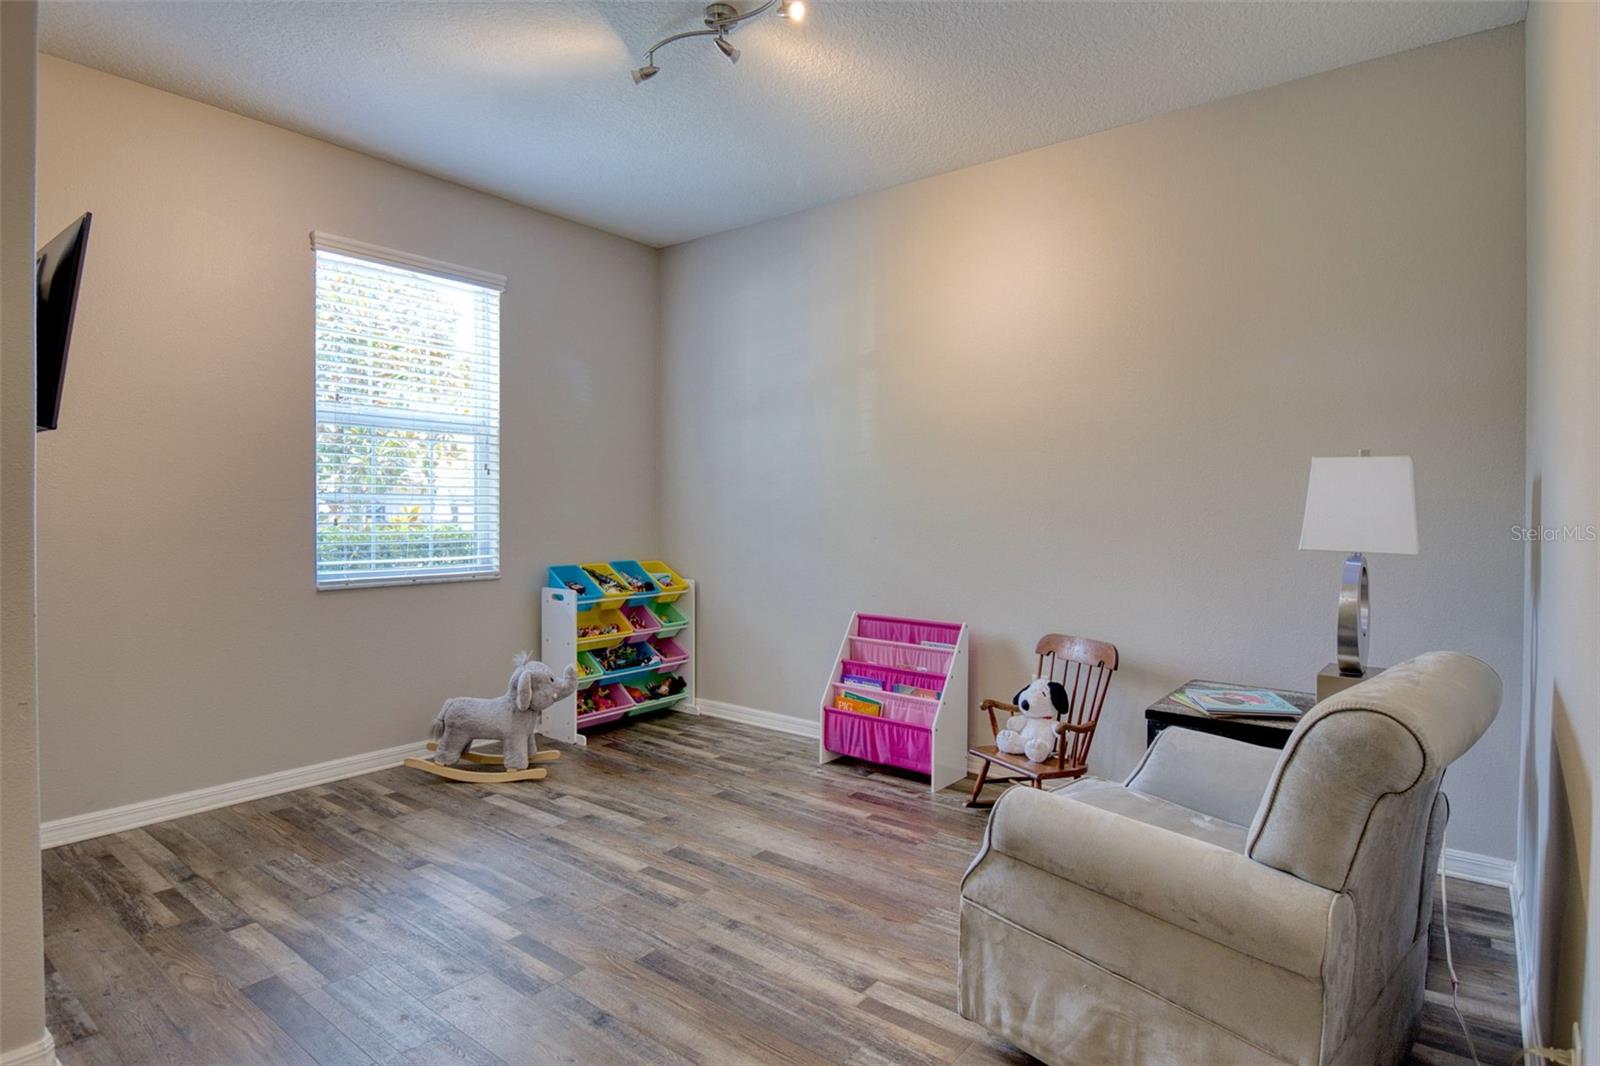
1144,680,1316,751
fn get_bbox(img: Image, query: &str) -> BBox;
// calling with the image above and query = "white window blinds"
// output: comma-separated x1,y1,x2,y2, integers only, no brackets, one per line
312,234,503,589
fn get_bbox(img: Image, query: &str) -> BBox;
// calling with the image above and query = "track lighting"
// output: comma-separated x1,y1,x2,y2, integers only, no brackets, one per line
631,0,806,83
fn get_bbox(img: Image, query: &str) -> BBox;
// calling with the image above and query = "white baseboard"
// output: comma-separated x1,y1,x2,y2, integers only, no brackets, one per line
39,741,426,849
1441,848,1515,888
0,1031,57,1066
694,698,820,739
1510,864,1540,1047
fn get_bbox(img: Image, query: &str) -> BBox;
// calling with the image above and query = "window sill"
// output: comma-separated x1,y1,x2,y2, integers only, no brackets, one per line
316,570,500,592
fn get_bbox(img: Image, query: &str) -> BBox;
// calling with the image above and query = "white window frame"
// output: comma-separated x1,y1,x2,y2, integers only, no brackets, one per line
311,232,506,591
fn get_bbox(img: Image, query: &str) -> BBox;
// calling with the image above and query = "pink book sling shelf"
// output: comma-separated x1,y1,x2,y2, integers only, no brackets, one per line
817,612,970,793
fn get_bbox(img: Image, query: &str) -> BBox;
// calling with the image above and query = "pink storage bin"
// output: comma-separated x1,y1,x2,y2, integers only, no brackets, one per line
845,637,952,676
578,683,635,729
856,614,961,647
651,637,689,670
839,660,947,697
823,707,932,774
622,604,662,643
831,684,938,727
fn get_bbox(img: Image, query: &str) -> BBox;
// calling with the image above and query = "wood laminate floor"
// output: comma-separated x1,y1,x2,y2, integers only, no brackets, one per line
42,714,1522,1066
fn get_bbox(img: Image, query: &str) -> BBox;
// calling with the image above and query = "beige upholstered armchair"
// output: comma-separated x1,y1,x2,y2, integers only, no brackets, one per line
958,652,1500,1066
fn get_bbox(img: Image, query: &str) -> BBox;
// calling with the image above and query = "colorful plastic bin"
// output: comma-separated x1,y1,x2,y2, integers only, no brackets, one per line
622,603,662,642
651,637,689,671
548,565,602,607
652,600,689,637
577,683,635,729
578,562,632,607
591,640,662,683
575,607,633,651
574,651,604,689
638,559,687,604
619,672,690,714
608,560,663,606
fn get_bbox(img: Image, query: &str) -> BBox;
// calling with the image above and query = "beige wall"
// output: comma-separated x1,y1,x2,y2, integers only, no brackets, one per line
1,3,51,1062
34,57,660,822
661,28,1527,860
1521,0,1599,1050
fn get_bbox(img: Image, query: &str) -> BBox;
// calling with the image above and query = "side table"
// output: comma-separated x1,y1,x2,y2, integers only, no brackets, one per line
1144,680,1316,751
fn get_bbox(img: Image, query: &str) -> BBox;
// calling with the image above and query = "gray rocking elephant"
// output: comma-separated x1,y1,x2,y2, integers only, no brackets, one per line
429,653,579,771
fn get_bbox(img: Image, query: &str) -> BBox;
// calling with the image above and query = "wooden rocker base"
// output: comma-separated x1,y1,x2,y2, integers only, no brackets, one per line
424,741,560,765
405,742,561,783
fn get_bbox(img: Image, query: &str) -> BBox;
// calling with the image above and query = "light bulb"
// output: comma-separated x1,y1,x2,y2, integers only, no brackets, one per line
779,0,806,20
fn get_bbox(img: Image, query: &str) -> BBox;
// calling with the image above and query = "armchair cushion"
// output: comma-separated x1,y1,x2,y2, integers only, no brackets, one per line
975,784,1339,980
1123,726,1281,826
1047,776,1249,852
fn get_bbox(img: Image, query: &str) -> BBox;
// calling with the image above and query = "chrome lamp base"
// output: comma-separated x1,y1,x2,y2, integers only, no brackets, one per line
1336,551,1370,676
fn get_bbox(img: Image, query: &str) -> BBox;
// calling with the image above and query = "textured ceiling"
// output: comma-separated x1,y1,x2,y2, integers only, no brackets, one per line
39,1,1524,247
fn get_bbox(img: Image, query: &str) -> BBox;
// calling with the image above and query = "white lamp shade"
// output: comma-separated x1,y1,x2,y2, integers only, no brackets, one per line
1299,456,1419,555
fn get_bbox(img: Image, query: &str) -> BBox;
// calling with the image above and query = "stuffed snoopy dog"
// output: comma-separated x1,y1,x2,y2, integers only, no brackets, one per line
996,677,1072,764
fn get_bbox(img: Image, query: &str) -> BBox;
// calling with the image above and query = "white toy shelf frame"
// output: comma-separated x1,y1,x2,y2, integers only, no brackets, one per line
541,567,696,748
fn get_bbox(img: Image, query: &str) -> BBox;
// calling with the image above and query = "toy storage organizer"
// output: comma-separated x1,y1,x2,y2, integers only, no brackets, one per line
540,561,695,747
818,613,968,793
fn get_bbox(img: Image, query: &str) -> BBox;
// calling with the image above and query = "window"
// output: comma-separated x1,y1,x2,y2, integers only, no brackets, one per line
312,234,503,589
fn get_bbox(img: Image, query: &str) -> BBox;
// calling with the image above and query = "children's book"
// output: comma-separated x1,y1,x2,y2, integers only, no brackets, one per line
919,640,958,649
840,673,884,690
1168,690,1204,712
1185,687,1301,717
893,682,939,700
835,691,883,717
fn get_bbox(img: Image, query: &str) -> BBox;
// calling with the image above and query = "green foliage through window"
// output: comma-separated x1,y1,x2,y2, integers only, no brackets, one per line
313,244,501,587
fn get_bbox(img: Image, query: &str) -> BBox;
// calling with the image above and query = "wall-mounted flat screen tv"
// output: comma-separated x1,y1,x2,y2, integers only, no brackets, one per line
37,212,92,431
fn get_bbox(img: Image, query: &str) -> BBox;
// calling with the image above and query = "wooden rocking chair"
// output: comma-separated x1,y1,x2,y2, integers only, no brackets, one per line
966,633,1119,807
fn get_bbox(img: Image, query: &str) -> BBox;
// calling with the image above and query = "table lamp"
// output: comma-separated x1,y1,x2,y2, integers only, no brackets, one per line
1299,452,1418,700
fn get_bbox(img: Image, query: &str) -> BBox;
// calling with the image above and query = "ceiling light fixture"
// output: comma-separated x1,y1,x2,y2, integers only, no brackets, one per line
631,0,805,83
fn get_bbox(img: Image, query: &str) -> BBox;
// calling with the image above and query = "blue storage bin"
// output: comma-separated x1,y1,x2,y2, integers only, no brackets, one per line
549,565,602,606
609,559,662,606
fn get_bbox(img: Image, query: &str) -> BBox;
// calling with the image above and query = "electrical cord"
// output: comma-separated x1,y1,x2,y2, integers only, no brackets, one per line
1440,829,1580,1066
1438,855,1482,1066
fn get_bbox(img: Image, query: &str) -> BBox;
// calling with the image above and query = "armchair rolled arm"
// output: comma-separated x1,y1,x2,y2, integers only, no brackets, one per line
974,785,1341,980
979,699,1019,737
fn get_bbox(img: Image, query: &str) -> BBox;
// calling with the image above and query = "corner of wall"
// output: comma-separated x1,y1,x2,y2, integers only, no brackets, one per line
0,1,52,1060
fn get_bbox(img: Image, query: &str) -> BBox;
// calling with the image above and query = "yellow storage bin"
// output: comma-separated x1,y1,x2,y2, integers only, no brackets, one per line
575,607,633,651
579,562,632,607
638,559,687,603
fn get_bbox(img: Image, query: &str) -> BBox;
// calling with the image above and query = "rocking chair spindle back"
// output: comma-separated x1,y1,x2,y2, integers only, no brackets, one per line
966,633,1119,807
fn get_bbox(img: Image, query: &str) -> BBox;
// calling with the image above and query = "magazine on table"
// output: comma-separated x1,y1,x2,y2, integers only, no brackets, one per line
1183,687,1301,718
